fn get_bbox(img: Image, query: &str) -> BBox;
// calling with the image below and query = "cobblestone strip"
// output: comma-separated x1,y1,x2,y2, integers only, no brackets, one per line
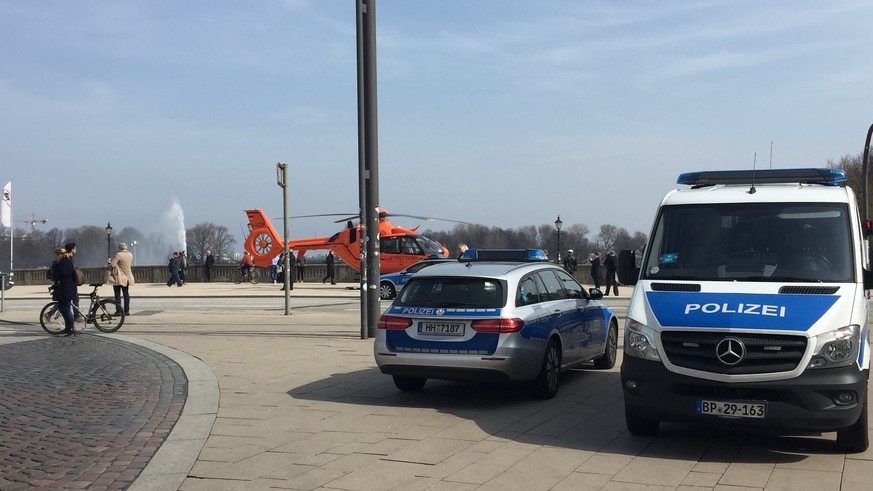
0,335,187,490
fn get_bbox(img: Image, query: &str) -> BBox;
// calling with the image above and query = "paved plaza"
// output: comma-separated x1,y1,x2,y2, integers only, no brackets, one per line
1,282,872,490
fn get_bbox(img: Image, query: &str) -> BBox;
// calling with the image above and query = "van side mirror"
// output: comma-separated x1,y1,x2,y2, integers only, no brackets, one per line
617,250,640,285
864,268,873,290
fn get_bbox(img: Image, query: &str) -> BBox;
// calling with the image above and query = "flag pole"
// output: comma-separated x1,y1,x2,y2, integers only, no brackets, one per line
1,181,10,280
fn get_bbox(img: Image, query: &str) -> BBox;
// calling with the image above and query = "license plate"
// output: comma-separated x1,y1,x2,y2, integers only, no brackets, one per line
697,400,766,418
418,321,465,336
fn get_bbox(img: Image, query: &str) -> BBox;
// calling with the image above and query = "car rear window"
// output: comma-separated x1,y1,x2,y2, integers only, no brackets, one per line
395,277,505,308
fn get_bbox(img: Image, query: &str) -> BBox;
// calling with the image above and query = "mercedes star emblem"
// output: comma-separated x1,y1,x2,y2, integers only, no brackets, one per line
715,337,746,366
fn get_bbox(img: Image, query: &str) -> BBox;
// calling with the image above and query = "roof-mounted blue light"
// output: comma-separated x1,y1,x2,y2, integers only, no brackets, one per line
677,168,847,187
459,248,550,263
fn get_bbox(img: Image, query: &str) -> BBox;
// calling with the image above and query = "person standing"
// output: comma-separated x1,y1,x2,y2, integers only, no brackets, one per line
285,249,297,290
179,250,189,285
167,252,183,287
604,250,619,296
270,254,280,284
203,250,215,282
296,251,306,282
322,250,336,285
110,242,135,314
588,252,602,289
457,243,468,258
562,249,577,274
53,248,78,336
64,242,81,317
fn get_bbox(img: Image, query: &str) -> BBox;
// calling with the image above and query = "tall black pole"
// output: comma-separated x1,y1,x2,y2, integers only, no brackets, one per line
862,123,873,225
277,163,291,315
356,0,380,338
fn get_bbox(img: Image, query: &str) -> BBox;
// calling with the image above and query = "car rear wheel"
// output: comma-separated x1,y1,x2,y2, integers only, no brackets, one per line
594,319,619,369
625,406,660,436
532,339,561,399
393,375,426,392
836,394,868,453
380,282,396,300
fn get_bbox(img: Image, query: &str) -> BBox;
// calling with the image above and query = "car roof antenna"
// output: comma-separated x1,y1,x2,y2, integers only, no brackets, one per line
748,152,757,195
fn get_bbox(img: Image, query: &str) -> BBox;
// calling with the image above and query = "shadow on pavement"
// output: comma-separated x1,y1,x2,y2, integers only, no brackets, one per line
287,365,829,463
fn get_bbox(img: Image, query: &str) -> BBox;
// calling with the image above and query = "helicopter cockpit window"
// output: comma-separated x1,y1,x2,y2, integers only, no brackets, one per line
415,235,446,256
381,237,400,254
402,236,423,255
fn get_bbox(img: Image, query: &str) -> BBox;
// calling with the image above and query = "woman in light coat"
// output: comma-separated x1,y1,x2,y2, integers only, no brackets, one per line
110,242,135,315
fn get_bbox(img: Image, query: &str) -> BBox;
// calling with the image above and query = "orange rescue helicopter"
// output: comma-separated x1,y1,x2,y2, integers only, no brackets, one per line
243,209,454,274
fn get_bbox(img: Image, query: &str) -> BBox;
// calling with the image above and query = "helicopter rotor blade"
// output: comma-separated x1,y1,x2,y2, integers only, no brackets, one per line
384,213,472,225
271,213,358,221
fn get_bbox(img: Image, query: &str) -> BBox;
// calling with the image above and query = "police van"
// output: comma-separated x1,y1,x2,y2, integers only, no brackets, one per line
621,168,870,452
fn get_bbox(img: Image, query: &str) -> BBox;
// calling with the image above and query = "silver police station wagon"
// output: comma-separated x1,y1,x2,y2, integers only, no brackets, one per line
374,249,619,398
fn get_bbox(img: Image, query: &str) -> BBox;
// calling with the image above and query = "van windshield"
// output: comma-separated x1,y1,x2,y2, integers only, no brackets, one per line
642,202,854,283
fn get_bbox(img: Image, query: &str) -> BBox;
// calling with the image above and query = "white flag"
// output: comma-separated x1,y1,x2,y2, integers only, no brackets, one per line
1,181,10,228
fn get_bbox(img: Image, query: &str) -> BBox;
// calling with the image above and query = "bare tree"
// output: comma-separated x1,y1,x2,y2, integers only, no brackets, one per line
187,223,215,262
828,153,867,213
595,224,619,252
212,225,236,262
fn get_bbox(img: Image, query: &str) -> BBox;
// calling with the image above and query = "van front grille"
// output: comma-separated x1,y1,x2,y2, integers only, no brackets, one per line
660,331,807,374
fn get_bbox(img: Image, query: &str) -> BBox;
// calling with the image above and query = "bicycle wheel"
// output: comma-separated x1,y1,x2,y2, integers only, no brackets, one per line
249,269,261,284
39,302,66,335
233,271,243,284
92,299,125,332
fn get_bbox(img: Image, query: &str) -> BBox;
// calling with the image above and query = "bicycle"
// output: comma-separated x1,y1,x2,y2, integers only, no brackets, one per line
233,267,261,285
40,283,126,334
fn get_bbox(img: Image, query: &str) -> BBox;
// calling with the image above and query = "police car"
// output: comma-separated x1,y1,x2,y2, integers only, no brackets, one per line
374,249,618,398
379,258,455,300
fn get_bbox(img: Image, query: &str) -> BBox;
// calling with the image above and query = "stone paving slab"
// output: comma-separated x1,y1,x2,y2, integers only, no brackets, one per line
0,336,186,490
0,285,871,491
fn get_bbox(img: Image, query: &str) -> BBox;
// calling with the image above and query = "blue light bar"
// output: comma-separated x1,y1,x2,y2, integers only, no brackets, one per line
677,168,847,187
459,249,549,262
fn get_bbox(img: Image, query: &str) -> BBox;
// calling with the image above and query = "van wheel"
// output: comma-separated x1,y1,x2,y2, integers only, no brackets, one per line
380,282,396,300
532,339,561,399
837,395,868,453
625,407,660,436
594,320,619,369
393,375,426,392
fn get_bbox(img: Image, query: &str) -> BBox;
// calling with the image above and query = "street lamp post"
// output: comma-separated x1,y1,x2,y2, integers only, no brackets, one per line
105,222,113,258
554,215,563,265
131,240,139,265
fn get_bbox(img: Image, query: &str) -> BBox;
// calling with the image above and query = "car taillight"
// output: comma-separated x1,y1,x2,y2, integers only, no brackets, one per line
471,318,524,333
377,315,412,330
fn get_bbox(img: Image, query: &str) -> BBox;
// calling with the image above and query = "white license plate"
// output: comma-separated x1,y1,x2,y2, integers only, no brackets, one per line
697,400,766,418
418,321,465,336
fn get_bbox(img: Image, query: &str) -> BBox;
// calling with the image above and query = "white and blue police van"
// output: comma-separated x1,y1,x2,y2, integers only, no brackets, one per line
621,168,871,452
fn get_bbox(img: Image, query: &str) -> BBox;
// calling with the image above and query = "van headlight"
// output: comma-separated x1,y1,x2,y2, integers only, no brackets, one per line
808,325,860,369
624,319,661,361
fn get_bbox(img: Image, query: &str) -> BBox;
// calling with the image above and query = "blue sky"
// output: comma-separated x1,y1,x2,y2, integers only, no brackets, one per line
2,0,872,249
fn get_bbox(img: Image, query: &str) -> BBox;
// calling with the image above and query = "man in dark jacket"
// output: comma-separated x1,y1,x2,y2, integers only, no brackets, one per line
588,252,602,289
203,250,215,282
322,250,336,285
562,249,577,274
167,252,183,287
604,250,619,296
